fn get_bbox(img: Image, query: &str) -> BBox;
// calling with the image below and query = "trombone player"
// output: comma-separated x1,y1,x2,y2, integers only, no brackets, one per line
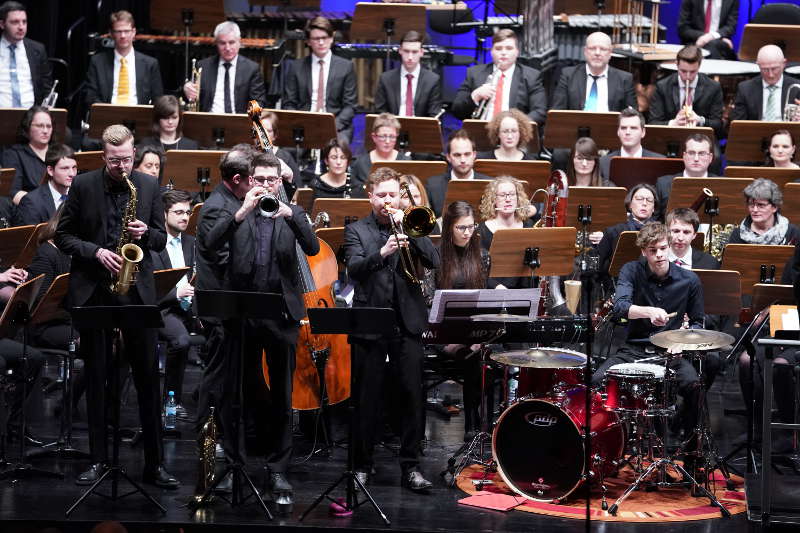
343,167,439,492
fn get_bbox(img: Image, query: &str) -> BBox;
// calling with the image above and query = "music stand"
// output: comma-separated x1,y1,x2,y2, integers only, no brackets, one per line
488,227,577,278
752,284,797,319
65,305,165,516
269,110,337,151
315,229,347,272
566,187,628,231
461,118,540,153
727,121,800,163
442,180,493,214
739,24,800,62
162,150,225,195
299,306,396,526
293,188,314,213
351,2,427,55
186,202,203,236
181,112,253,150
370,161,447,186
154,268,191,301
721,244,796,297
0,225,35,266
0,168,14,198
0,108,68,145
665,177,752,225
608,231,641,277
608,157,684,188
190,290,284,520
641,125,715,158
73,151,104,174
310,199,372,228
0,274,62,482
474,160,551,193
364,115,443,154
724,166,798,189
692,269,742,318
149,0,224,34
88,104,154,140
14,222,47,268
544,111,620,150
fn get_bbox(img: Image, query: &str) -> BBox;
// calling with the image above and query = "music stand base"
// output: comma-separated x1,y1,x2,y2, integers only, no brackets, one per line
190,462,273,520
66,465,165,516
299,469,390,525
27,439,90,461
0,462,63,482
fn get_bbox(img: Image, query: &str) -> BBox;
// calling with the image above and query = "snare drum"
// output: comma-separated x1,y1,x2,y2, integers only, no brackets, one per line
604,362,675,413
516,349,586,398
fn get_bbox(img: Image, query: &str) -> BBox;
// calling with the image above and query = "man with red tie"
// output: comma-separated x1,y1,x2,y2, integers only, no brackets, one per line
678,0,738,60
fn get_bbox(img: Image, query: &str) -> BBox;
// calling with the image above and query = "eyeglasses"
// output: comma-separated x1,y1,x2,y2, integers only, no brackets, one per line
169,209,191,216
632,196,654,204
373,134,397,141
253,176,281,184
497,192,516,199
684,151,711,159
747,200,773,210
105,156,133,166
455,223,479,234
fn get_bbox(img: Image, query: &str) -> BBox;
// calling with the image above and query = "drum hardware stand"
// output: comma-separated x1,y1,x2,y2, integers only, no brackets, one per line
305,347,346,459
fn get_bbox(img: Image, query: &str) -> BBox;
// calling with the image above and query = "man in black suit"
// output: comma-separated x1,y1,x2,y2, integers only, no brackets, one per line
666,207,719,270
374,30,442,117
649,45,725,140
425,130,491,217
151,189,195,421
283,16,357,141
654,133,717,220
54,124,178,489
344,167,439,492
451,29,547,125
678,0,738,60
182,21,266,114
204,151,318,508
599,107,665,182
14,144,76,226
551,32,637,112
731,44,800,123
0,1,53,107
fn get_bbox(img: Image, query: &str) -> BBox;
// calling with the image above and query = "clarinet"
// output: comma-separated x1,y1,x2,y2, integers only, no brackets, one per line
343,170,352,199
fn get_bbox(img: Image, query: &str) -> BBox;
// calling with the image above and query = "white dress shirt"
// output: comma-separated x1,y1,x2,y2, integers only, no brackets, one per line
585,65,609,112
48,181,68,209
620,145,643,158
211,55,238,114
450,169,475,181
398,65,421,117
310,50,332,113
0,36,34,108
112,49,138,105
486,64,515,121
669,247,693,269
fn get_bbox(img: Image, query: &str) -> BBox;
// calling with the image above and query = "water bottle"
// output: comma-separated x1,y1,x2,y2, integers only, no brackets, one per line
164,391,177,430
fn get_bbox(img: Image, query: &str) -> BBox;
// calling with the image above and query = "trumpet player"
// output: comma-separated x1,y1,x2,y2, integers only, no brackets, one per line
55,124,178,489
451,29,546,125
343,167,439,493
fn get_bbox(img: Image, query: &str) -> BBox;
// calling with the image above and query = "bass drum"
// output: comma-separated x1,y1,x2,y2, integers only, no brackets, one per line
492,387,625,502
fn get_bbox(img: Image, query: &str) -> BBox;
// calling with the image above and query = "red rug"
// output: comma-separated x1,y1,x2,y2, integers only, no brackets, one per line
456,463,746,522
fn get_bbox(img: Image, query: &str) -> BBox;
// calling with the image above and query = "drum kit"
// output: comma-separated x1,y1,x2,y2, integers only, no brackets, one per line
444,311,734,517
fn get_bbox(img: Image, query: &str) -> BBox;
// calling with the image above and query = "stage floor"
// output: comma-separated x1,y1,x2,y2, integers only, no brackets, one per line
0,358,795,532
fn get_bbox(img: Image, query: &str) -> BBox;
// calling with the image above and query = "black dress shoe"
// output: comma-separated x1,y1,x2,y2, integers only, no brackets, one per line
76,463,106,486
266,472,293,513
142,465,180,489
401,470,433,492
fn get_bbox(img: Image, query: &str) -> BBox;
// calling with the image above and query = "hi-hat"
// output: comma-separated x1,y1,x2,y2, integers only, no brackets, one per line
470,312,532,323
491,347,586,368
649,329,735,351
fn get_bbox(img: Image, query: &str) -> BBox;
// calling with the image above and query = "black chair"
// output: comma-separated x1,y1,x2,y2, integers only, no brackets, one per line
751,3,800,25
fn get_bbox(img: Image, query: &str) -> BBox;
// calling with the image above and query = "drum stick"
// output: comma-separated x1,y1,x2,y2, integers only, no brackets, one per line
665,312,677,319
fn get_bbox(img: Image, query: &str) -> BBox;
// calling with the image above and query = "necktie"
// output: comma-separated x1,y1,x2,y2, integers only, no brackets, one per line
117,57,129,105
704,0,713,33
675,258,686,267
686,86,693,108
8,43,20,107
493,72,505,118
764,85,779,121
405,73,414,116
59,194,67,206
584,74,599,111
316,59,325,112
223,62,232,114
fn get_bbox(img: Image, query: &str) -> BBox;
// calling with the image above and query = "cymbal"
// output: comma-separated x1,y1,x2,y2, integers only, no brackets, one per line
470,312,532,323
649,329,735,351
491,347,586,368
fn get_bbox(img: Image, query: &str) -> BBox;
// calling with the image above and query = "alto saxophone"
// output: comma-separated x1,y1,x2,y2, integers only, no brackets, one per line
193,406,218,503
110,172,144,295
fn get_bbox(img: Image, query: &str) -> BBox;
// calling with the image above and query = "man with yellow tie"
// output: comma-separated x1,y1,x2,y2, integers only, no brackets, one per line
85,10,163,107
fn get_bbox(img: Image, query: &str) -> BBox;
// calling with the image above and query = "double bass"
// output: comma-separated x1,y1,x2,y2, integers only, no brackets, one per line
247,101,351,410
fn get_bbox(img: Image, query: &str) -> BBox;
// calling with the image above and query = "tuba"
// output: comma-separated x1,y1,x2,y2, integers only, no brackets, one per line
110,172,144,295
193,406,217,503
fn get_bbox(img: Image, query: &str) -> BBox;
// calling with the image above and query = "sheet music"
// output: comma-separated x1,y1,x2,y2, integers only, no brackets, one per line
781,308,799,331
428,288,541,324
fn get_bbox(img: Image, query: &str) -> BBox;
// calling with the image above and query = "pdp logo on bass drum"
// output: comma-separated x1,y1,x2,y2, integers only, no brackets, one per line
524,411,559,427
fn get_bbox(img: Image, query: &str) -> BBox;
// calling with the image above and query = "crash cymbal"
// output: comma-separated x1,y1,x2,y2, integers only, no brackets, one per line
470,312,532,323
649,329,735,351
491,347,586,368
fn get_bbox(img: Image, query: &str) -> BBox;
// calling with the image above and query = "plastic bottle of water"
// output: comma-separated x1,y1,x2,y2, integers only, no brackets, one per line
164,391,177,430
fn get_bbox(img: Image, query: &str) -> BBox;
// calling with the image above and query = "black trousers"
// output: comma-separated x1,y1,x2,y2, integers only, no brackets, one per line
78,289,162,468
219,319,296,473
352,332,424,474
158,309,193,404
0,338,45,434
197,320,224,431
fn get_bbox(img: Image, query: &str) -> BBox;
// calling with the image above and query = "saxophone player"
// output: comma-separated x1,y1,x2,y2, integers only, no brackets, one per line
55,124,179,489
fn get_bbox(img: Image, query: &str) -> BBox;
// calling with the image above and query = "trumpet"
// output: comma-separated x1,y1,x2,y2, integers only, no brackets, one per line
682,77,695,126
186,58,202,112
472,72,497,120
783,83,800,122
258,193,280,216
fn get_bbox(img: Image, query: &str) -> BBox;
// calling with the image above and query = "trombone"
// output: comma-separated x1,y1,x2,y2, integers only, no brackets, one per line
385,182,436,286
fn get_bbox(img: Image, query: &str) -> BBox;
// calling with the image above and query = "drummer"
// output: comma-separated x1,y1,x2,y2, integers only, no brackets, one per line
591,223,703,447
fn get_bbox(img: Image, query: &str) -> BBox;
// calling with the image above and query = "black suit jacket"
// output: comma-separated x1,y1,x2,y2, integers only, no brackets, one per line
374,67,442,117
283,54,357,137
648,72,725,139
151,232,195,311
730,75,800,122
204,203,319,324
85,50,164,106
196,183,240,292
344,212,439,337
3,143,45,196
139,136,200,151
678,0,739,43
425,171,492,218
691,248,720,270
196,54,267,113
551,64,637,112
655,171,719,220
451,63,547,125
599,148,665,182
23,38,53,105
54,168,167,307
13,182,56,226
